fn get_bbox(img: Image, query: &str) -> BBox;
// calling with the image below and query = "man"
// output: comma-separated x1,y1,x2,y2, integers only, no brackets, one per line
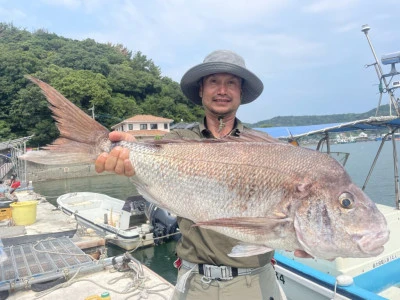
96,50,309,299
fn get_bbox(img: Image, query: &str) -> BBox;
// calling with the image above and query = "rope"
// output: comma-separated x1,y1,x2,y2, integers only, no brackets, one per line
31,237,95,260
31,265,172,300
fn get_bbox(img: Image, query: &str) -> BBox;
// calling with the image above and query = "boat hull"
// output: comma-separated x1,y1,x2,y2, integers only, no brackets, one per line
275,204,400,300
57,192,154,251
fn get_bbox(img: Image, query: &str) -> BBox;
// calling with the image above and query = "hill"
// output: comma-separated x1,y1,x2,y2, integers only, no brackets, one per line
0,23,203,146
249,105,392,128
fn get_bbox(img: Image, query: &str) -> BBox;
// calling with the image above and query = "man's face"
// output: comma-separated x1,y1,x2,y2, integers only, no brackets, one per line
199,73,242,117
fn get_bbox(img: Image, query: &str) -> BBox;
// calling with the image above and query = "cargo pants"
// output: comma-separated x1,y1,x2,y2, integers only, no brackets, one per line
170,263,286,300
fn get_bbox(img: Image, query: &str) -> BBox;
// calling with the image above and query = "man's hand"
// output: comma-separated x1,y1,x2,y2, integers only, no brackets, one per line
95,131,136,176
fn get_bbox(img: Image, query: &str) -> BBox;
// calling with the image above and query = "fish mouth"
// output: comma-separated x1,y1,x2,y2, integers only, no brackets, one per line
355,229,390,256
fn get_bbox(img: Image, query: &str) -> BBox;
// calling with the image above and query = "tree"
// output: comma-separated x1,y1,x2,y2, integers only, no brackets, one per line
0,24,211,145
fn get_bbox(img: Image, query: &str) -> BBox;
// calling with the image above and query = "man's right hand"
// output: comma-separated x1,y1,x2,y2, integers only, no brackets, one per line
95,131,136,177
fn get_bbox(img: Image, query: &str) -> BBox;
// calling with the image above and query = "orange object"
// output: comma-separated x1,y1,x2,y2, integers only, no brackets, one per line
0,208,12,221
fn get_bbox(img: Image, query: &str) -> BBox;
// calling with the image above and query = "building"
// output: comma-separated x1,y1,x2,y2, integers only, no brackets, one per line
111,115,174,140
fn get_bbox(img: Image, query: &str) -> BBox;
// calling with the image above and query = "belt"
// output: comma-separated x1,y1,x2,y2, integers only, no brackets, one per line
180,259,260,281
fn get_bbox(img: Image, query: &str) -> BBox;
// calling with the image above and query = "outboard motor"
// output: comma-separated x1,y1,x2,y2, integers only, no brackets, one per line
123,195,147,215
122,195,148,227
145,202,180,245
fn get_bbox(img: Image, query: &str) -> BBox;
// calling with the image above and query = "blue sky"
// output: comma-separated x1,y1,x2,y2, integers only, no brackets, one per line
1,0,400,123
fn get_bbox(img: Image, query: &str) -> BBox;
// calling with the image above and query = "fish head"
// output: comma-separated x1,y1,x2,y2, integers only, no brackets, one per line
292,171,389,260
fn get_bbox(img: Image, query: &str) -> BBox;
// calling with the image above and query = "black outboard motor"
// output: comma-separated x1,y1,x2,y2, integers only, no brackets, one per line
123,195,148,226
145,202,180,245
123,195,147,215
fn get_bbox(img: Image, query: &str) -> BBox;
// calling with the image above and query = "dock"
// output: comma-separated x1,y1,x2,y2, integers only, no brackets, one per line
1,237,174,299
11,265,174,299
0,190,77,246
0,189,176,299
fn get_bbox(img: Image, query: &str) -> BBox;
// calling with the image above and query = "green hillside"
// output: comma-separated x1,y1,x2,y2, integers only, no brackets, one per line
0,23,203,146
249,105,392,128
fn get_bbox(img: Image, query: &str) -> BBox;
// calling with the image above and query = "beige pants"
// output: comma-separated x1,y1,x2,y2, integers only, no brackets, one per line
170,263,286,300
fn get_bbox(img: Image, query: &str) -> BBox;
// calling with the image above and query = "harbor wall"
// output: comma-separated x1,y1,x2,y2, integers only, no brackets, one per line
25,162,109,182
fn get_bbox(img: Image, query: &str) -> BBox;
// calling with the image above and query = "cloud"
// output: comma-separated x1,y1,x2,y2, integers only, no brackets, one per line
303,0,360,14
0,6,26,22
39,0,82,10
334,22,360,33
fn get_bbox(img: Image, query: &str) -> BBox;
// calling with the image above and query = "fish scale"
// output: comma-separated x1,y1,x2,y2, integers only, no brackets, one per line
20,76,390,260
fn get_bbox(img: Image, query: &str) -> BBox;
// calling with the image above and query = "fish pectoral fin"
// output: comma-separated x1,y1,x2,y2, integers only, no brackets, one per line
228,243,273,257
194,217,291,231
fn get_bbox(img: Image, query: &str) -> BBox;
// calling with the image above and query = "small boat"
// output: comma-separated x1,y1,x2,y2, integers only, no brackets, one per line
57,192,154,250
262,116,400,300
256,25,400,300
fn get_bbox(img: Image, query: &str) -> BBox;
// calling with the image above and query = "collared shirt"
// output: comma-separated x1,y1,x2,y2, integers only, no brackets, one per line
164,117,274,268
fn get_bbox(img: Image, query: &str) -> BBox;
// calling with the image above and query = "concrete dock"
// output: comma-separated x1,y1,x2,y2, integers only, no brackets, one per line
0,191,77,246
7,263,175,299
0,189,176,300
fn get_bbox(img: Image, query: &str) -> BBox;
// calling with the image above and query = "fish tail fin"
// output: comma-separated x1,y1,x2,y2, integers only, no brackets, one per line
20,76,111,165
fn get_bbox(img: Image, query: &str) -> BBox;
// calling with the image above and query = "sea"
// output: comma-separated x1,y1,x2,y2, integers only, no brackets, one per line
32,140,399,284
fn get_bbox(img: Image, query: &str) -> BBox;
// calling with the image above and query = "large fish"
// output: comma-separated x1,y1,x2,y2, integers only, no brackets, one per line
21,76,389,260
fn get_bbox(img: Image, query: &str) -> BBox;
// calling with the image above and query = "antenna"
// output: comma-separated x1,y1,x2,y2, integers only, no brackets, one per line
362,24,400,116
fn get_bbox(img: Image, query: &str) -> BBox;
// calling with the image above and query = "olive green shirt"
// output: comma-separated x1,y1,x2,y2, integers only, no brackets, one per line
165,118,274,268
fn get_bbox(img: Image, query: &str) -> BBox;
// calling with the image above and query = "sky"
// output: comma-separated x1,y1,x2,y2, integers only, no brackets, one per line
1,0,400,123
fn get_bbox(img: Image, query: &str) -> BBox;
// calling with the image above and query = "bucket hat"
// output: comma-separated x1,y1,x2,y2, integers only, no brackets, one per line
180,50,263,105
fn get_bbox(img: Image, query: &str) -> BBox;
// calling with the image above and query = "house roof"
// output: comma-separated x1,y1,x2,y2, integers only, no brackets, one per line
127,130,169,137
111,114,174,129
124,114,173,123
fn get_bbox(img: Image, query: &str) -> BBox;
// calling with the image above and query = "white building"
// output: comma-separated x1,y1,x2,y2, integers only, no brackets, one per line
111,115,174,140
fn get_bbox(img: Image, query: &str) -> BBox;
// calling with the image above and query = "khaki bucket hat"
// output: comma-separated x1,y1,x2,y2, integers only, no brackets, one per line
180,50,264,105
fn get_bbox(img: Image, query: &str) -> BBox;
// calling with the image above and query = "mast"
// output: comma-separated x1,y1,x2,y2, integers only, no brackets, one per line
361,24,400,116
362,24,400,209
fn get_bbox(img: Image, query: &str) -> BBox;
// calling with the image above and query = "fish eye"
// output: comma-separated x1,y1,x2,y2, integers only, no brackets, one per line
339,192,353,209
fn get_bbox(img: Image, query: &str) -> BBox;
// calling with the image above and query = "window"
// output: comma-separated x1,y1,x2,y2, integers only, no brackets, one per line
140,124,148,130
128,124,133,130
150,124,158,130
164,123,168,130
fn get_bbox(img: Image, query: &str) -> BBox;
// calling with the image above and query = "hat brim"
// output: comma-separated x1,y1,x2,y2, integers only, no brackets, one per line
180,62,264,105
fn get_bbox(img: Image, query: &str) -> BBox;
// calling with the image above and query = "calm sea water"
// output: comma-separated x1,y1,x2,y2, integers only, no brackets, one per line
32,140,400,284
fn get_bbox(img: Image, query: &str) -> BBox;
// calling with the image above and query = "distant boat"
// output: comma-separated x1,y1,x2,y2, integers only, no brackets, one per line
57,192,154,250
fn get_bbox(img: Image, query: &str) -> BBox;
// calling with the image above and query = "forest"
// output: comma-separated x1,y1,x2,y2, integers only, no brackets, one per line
0,23,204,146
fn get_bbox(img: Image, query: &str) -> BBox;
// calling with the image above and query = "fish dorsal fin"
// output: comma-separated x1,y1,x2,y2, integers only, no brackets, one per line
138,130,282,146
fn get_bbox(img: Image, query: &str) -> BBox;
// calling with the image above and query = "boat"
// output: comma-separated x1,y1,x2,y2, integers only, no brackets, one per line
261,116,400,300
256,25,400,300
57,192,155,250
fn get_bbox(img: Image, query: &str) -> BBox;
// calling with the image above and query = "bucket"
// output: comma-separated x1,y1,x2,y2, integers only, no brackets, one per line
10,201,38,225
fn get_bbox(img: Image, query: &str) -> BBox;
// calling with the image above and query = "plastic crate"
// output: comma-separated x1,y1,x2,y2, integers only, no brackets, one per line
0,208,12,221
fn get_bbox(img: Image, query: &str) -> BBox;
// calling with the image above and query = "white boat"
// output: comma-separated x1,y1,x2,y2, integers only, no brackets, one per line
266,116,400,300
57,192,154,250
256,27,400,300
